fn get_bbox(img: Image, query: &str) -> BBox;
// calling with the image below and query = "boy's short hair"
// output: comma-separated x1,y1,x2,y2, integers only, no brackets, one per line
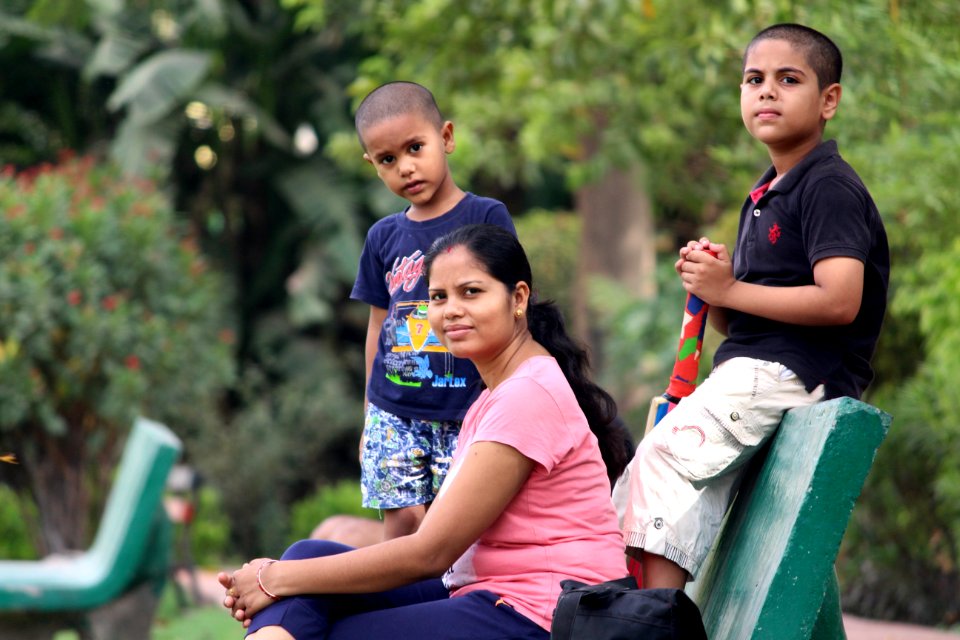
745,23,842,89
354,81,445,148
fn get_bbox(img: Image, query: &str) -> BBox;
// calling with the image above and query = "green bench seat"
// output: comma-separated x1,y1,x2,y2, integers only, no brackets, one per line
687,396,891,640
0,417,182,638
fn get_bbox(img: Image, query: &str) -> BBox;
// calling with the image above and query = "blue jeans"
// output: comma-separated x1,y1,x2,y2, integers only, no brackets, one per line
246,540,548,640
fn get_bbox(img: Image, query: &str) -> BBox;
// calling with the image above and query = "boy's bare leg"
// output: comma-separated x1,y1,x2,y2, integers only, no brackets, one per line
311,514,383,547
382,504,426,539
641,551,687,589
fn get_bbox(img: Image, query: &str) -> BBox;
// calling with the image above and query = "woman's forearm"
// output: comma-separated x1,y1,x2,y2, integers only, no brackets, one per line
266,535,448,597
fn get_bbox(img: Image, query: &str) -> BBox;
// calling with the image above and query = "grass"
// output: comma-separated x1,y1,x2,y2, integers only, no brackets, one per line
151,605,239,640
152,578,240,640
51,581,239,640
52,607,237,640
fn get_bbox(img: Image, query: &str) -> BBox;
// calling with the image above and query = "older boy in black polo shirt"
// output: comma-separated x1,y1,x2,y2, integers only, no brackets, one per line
614,23,890,589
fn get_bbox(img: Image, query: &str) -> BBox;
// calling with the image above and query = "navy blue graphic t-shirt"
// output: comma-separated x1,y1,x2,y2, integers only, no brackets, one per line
351,193,515,421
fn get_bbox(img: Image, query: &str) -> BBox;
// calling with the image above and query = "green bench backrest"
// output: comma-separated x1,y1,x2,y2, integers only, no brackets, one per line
0,417,182,611
687,397,891,640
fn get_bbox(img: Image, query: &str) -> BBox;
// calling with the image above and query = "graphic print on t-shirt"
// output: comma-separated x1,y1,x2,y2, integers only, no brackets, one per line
386,250,425,296
390,301,445,354
382,301,464,390
397,302,439,353
380,248,469,391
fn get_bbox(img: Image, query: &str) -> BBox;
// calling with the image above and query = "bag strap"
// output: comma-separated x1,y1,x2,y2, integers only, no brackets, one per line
551,585,586,640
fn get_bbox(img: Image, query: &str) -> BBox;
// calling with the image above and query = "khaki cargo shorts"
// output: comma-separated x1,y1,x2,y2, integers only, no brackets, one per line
612,357,824,578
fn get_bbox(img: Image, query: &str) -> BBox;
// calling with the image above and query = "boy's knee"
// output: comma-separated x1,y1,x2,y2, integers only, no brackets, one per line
311,514,383,548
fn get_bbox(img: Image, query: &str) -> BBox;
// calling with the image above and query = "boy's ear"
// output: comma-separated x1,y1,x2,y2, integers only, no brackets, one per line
820,83,842,121
362,152,374,166
441,121,456,153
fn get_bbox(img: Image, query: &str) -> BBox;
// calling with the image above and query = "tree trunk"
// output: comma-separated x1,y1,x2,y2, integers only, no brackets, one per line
572,162,657,368
22,413,118,554
25,426,91,554
87,581,160,640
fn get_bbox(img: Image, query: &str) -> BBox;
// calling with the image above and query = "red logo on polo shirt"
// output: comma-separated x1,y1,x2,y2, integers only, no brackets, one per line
768,223,782,244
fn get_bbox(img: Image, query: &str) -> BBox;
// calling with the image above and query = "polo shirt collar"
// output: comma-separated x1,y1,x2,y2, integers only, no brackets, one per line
750,139,839,200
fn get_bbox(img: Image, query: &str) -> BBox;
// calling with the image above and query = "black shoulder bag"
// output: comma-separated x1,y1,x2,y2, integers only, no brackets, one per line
550,576,707,640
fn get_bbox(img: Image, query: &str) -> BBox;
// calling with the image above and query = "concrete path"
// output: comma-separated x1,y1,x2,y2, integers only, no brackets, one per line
844,613,960,640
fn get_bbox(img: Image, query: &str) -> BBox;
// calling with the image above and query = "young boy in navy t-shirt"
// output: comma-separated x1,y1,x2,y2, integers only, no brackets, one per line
614,24,890,588
351,82,515,539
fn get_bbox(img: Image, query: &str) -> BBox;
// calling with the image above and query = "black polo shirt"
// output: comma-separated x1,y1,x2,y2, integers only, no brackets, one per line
714,140,890,399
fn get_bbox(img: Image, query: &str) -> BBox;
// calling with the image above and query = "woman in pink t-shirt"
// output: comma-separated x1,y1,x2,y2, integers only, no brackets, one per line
220,224,630,640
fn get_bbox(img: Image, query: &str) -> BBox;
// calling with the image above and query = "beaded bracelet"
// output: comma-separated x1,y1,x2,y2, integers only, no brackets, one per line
257,559,280,600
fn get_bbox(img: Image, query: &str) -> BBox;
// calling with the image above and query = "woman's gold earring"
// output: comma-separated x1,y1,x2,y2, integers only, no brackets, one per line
515,309,524,318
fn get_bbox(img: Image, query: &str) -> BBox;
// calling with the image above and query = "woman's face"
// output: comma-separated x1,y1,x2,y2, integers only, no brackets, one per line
427,245,526,364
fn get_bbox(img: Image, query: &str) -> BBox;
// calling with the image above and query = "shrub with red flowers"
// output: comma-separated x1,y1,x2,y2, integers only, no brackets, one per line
0,154,234,553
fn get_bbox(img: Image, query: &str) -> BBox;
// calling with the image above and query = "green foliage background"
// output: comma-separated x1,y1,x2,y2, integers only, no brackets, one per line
1,0,959,627
289,480,374,540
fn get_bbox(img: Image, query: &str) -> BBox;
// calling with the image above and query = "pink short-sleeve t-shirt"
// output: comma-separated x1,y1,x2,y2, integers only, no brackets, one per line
440,356,627,631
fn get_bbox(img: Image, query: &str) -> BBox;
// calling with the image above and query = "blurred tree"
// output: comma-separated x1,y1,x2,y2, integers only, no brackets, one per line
0,155,234,552
0,0,377,555
0,2,113,166
514,209,581,319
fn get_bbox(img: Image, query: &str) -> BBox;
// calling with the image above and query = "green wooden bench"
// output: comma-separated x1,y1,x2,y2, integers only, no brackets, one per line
0,417,182,640
686,396,892,640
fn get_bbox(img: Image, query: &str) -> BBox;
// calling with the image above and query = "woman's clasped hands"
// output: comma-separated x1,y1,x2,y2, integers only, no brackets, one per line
218,558,280,628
